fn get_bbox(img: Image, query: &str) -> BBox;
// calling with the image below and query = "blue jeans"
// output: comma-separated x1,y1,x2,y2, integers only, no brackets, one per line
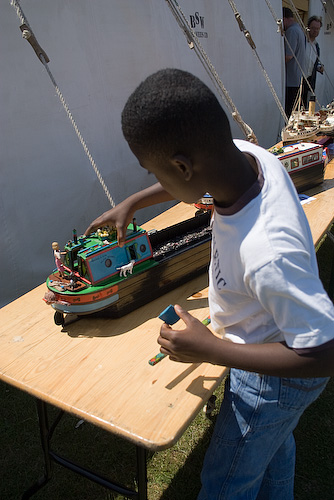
198,369,329,500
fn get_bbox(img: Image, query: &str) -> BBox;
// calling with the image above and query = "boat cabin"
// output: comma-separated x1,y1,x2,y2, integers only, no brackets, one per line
63,224,153,285
277,143,323,174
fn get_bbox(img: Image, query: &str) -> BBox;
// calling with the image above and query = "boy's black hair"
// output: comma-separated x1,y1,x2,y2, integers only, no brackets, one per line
121,68,232,159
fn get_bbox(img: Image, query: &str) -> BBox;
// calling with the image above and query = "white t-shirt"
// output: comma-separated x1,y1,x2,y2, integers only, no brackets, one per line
305,41,318,77
209,139,334,349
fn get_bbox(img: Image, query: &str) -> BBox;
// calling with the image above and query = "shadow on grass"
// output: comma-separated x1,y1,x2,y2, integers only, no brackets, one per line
148,396,223,500
0,380,221,500
294,377,334,500
1,376,333,500
157,380,334,500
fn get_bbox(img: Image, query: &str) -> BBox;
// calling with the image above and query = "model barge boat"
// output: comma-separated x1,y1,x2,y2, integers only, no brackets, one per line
44,212,211,325
269,142,324,192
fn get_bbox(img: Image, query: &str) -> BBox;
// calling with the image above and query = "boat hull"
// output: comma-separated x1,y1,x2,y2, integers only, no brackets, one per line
289,162,325,192
51,292,120,315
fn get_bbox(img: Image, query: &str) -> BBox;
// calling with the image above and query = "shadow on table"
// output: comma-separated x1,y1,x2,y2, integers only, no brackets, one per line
62,274,209,338
305,164,334,196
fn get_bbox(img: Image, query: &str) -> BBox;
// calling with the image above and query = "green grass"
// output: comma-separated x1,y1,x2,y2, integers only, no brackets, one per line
1,233,334,499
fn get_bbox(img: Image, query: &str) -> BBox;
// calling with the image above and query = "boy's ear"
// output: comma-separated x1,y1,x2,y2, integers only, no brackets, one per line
171,154,194,181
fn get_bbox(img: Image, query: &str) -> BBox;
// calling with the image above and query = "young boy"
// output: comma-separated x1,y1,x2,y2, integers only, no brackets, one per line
85,69,334,499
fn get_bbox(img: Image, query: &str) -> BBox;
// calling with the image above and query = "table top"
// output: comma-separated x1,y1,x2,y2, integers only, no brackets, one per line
0,159,333,452
0,203,226,452
303,160,334,247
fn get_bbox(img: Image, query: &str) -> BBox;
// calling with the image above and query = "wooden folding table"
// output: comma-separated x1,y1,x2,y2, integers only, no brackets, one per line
1,159,334,499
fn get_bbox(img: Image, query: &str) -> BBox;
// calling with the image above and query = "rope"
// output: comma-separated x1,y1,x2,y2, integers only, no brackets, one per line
41,62,115,207
321,0,334,13
10,0,115,208
165,0,258,144
10,0,26,25
228,0,288,124
319,0,333,24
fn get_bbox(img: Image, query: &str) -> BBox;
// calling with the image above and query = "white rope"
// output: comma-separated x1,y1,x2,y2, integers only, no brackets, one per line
10,0,26,25
228,0,288,124
10,0,115,208
42,62,115,207
322,0,334,12
319,0,331,22
165,0,258,144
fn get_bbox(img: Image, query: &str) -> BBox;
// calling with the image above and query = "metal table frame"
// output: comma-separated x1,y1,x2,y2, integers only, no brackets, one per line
22,399,148,500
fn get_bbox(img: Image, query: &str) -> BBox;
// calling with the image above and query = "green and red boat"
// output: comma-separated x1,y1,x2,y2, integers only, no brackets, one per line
44,212,211,325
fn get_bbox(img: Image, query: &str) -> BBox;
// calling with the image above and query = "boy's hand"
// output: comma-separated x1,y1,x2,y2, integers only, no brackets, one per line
84,202,134,246
158,304,218,363
84,183,173,246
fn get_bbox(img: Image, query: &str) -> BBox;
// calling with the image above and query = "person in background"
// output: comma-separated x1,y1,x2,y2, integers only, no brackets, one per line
302,16,324,107
283,7,306,117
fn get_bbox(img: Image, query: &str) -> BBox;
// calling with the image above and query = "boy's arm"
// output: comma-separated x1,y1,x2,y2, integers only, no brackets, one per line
85,182,174,245
158,305,334,377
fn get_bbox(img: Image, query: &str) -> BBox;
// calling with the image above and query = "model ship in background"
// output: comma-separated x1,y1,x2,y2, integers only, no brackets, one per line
44,211,212,326
269,142,324,192
282,93,334,144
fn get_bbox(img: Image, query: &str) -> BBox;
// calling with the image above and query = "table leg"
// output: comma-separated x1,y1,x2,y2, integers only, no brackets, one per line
21,399,55,499
22,399,148,499
136,446,148,500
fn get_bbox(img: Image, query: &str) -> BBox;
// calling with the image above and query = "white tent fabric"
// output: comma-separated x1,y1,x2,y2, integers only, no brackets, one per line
0,0,329,307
